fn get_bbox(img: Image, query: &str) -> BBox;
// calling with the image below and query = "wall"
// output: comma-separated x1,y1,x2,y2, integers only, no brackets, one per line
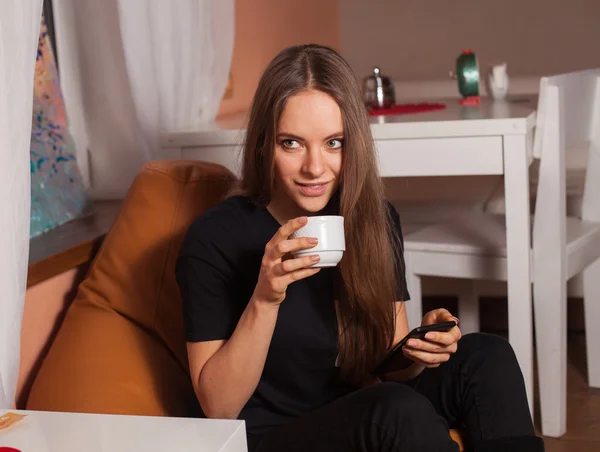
339,0,600,82
218,0,340,117
220,0,600,115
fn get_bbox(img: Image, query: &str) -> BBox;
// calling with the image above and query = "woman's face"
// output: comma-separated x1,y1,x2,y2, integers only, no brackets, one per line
269,89,343,221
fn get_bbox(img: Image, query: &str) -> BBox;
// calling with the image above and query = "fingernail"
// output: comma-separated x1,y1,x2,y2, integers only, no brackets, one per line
311,255,320,261
425,332,436,340
298,216,308,224
452,316,460,324
407,339,417,347
308,238,318,244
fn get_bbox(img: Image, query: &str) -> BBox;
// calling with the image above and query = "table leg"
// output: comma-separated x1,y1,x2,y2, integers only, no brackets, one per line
502,134,534,416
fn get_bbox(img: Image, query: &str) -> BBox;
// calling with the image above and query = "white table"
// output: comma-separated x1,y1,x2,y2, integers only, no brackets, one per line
161,98,537,409
0,410,247,452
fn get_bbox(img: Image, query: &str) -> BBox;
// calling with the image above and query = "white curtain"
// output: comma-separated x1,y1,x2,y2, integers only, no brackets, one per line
53,0,235,199
0,0,44,408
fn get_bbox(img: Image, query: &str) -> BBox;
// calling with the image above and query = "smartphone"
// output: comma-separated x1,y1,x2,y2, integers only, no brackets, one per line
372,321,457,376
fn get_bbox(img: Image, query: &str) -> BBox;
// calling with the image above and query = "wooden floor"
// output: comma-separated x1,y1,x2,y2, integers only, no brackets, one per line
539,333,600,452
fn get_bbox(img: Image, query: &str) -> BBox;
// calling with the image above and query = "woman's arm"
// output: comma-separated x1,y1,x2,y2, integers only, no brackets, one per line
186,216,320,419
187,297,280,419
391,300,411,346
379,301,426,383
379,204,460,382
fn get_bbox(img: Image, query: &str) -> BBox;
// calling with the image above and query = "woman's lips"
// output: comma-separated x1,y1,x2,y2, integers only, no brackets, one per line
296,181,330,197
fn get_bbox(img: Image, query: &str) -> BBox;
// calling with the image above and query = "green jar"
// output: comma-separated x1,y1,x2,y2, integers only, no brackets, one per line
456,50,480,98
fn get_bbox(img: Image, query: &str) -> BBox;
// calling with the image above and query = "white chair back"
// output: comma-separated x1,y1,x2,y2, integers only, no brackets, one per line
533,69,600,160
533,71,600,228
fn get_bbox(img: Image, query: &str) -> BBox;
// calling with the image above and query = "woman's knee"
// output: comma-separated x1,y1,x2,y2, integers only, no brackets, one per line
459,332,522,375
364,382,441,424
460,332,516,358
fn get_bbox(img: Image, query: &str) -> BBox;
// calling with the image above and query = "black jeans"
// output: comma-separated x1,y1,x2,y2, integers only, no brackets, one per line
251,333,544,452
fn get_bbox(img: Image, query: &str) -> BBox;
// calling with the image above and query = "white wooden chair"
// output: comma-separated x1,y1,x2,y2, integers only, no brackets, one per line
402,69,600,438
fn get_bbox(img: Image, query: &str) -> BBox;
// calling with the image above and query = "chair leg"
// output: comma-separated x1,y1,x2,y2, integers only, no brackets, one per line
457,280,479,334
583,257,600,388
533,275,567,437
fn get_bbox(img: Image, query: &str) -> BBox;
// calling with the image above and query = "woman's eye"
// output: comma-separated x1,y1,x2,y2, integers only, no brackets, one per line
327,139,343,149
281,139,301,149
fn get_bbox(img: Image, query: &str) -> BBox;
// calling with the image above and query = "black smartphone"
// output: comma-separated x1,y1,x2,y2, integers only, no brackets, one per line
372,321,457,376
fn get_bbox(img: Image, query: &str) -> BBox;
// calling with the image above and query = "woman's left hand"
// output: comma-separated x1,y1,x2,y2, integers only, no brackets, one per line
402,308,462,368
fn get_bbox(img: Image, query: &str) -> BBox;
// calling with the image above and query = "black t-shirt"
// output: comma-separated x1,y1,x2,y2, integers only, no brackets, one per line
175,196,409,438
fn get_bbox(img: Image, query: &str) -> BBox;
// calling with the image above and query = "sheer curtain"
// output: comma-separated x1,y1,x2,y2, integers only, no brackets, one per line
53,0,235,198
0,0,44,408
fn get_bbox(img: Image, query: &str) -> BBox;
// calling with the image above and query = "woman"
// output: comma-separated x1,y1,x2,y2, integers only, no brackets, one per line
176,44,544,452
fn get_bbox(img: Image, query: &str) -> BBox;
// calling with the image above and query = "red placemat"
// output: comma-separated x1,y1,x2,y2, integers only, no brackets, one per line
368,103,446,116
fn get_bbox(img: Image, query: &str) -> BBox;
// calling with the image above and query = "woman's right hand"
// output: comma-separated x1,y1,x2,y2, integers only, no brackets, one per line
252,216,321,306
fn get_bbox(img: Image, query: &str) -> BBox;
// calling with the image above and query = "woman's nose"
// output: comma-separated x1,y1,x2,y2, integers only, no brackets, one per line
302,147,325,177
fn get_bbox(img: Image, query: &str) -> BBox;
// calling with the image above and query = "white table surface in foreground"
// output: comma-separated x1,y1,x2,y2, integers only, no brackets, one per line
0,410,247,452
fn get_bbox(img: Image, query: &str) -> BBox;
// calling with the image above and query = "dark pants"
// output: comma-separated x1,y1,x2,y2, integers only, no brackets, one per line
251,333,544,452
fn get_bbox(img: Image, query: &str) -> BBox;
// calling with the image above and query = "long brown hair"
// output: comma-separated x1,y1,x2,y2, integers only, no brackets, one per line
238,44,401,385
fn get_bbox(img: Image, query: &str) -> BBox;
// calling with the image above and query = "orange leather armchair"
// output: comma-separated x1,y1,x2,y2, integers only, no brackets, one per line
26,160,464,450
27,160,234,416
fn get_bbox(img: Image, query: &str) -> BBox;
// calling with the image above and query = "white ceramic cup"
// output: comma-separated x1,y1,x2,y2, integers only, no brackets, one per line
290,216,345,267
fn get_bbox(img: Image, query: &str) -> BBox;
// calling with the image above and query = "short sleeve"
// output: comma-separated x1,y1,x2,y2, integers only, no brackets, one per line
386,202,411,302
175,220,243,342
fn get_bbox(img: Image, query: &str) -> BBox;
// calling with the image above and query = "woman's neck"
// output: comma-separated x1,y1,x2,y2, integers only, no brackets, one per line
266,197,305,225
267,190,340,225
